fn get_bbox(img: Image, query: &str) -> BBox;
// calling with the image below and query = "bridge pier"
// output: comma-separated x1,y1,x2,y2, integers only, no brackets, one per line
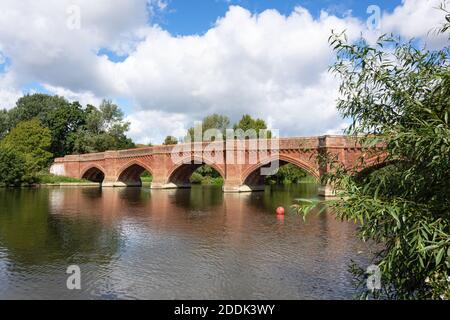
102,178,144,187
222,184,265,193
50,136,383,197
102,178,118,187
318,184,336,198
150,182,190,190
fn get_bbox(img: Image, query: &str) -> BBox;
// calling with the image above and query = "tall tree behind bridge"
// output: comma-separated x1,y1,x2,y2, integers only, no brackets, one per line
6,94,85,157
233,114,272,138
163,136,178,145
185,114,273,141
186,114,230,141
2,94,135,156
0,109,8,139
72,100,135,154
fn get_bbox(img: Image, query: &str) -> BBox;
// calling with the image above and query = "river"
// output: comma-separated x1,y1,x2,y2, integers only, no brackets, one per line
0,184,372,300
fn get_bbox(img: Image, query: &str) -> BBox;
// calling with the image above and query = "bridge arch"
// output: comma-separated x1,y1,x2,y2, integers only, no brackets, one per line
81,165,106,183
241,154,319,189
354,157,392,180
116,160,153,187
167,156,225,188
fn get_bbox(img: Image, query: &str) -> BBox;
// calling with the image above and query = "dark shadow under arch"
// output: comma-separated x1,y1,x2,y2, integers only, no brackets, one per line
355,160,396,181
81,167,105,183
168,161,225,188
242,157,319,190
117,163,152,187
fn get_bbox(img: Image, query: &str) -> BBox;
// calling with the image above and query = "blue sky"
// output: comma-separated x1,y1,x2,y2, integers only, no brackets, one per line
93,0,405,63
0,0,447,144
152,0,402,35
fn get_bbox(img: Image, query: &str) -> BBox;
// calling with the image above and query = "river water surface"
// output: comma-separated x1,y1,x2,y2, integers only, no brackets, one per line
0,184,371,300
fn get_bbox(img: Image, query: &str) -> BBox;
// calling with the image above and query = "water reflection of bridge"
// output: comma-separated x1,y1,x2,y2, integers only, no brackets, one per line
0,187,370,299
48,187,358,255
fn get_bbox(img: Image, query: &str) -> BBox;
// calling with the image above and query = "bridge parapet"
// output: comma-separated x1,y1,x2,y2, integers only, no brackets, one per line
54,136,356,163
49,135,384,195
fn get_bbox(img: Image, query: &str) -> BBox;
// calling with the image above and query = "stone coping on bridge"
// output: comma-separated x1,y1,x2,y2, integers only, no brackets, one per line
54,135,362,163
50,135,387,198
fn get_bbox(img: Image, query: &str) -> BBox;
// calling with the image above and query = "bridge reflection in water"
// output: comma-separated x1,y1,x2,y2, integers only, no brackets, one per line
0,186,372,299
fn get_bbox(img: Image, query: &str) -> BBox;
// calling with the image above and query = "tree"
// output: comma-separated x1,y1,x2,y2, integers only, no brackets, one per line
3,95,135,157
186,114,230,141
266,164,307,185
7,94,85,157
72,100,135,153
136,143,153,148
163,136,178,145
189,165,224,185
1,119,53,181
0,146,25,185
83,104,103,134
0,109,9,139
8,94,56,126
233,114,272,138
5,95,135,156
298,28,449,299
46,101,85,157
203,114,230,134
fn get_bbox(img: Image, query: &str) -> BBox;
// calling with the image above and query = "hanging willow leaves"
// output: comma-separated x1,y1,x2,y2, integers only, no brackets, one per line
297,16,450,299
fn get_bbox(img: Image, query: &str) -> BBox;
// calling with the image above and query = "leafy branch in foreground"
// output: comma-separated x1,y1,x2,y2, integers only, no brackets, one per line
296,27,450,299
292,199,326,221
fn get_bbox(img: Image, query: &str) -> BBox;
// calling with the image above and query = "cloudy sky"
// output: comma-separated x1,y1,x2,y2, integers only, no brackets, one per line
0,0,448,144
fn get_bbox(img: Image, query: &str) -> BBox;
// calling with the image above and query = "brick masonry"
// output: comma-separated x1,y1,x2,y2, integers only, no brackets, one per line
50,135,384,195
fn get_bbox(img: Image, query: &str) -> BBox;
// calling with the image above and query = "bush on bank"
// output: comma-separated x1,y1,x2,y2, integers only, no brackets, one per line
0,146,26,186
34,173,89,184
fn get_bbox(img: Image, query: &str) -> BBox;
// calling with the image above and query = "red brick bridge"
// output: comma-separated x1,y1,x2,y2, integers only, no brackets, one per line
50,135,382,196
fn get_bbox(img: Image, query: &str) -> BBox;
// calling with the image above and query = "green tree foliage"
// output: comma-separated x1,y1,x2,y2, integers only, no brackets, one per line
7,94,85,157
1,119,53,181
0,109,9,139
4,95,134,157
189,172,204,184
196,165,221,178
186,114,230,141
298,30,450,299
72,100,135,153
0,146,25,185
266,164,307,185
185,114,273,141
163,136,178,145
189,165,224,185
203,114,230,134
437,5,450,36
233,114,272,138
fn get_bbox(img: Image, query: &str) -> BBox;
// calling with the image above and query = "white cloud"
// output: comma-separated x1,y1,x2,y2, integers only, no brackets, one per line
109,6,365,141
0,51,6,65
0,0,152,94
125,110,188,145
381,0,449,48
0,72,21,109
43,84,103,107
0,86,22,110
0,0,447,143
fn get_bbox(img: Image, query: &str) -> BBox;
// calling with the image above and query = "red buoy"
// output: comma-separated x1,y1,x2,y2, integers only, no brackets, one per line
276,207,285,216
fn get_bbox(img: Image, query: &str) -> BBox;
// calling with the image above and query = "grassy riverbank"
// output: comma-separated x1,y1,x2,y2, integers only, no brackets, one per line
35,173,90,184
0,173,95,188
1,173,318,188
141,175,153,187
